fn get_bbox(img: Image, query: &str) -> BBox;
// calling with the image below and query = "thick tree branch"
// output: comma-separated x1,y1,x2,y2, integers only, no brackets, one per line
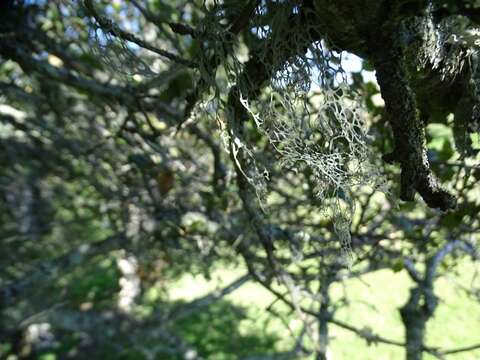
373,42,457,211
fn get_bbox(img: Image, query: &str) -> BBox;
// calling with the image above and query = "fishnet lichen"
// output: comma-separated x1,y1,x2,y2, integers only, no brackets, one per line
410,5,480,134
87,25,155,78
194,2,386,267
79,0,157,79
412,7,479,80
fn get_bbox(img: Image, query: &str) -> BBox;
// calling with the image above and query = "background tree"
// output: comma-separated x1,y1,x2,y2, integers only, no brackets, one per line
0,0,479,359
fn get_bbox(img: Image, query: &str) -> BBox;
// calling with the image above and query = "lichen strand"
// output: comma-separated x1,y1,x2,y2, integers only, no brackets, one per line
403,11,480,157
373,39,456,211
213,2,384,266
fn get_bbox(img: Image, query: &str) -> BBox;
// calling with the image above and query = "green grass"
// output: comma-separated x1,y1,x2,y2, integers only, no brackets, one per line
22,260,479,359
169,261,480,359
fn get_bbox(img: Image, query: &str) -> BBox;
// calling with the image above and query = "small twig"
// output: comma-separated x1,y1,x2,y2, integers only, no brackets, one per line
441,342,480,355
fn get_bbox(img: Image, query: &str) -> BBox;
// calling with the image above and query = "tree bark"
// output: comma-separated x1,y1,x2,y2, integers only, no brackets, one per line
400,287,429,360
317,279,331,360
373,37,456,210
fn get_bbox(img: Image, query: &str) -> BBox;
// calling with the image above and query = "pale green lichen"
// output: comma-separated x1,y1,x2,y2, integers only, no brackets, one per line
195,4,387,266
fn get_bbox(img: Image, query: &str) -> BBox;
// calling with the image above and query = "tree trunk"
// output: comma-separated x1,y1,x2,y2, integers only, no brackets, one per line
400,286,435,360
317,279,331,360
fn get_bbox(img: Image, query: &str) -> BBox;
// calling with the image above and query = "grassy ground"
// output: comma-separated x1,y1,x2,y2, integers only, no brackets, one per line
169,261,480,359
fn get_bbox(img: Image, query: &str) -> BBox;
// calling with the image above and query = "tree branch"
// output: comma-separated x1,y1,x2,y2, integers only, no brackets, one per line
0,234,125,308
83,0,196,68
373,40,457,211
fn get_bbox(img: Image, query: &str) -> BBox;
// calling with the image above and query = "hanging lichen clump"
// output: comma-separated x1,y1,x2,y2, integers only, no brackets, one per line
81,0,480,267
188,2,386,267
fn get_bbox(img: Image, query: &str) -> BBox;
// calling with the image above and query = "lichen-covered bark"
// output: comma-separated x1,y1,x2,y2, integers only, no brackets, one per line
311,1,464,210
373,41,456,210
226,1,471,212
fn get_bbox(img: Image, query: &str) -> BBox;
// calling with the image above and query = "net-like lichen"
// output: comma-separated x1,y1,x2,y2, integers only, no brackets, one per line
194,2,386,267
